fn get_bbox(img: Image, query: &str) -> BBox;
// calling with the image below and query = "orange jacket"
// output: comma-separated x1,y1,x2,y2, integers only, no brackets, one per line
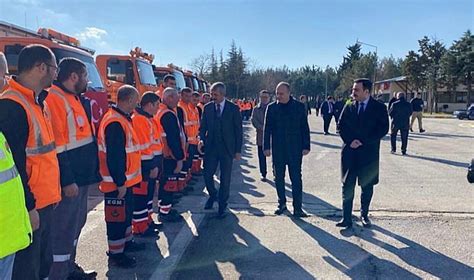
1,79,61,209
46,85,95,153
97,108,142,192
178,101,200,145
132,108,163,160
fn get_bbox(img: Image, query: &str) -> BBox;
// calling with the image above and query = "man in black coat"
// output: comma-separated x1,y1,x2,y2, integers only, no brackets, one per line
337,78,389,228
263,82,311,218
389,92,413,155
320,96,335,135
199,82,243,217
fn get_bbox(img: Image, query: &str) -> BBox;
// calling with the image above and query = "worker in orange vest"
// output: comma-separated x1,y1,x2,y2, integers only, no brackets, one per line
131,92,163,236
155,87,185,222
178,88,201,187
97,85,145,268
47,58,101,280
0,44,61,280
156,74,176,100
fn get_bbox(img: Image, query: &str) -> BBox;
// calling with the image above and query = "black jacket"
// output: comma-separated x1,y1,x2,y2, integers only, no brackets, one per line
338,97,389,186
389,98,413,130
320,101,334,117
263,97,310,163
334,101,344,117
199,100,243,157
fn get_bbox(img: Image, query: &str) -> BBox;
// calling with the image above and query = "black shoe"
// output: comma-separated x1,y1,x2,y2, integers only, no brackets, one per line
410,128,414,132
68,263,97,280
136,226,160,238
159,210,183,223
324,132,329,135
107,253,137,268
274,205,287,215
151,222,164,231
420,129,425,133
390,150,396,154
124,240,146,252
361,215,372,227
335,219,353,228
402,151,407,156
217,207,227,218
293,210,309,218
260,176,267,182
204,197,216,210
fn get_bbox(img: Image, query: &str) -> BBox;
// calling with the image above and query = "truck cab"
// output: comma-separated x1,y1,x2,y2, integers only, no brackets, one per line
96,47,158,103
0,21,108,128
183,70,201,92
153,65,186,92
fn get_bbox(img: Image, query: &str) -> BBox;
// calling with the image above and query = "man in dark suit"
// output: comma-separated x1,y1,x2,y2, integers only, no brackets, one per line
389,92,413,155
337,78,389,228
199,82,243,217
321,96,335,135
263,82,311,218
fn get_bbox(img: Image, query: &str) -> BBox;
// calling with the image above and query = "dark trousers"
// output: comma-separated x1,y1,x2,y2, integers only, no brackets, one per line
323,115,333,133
105,187,134,254
158,158,177,213
273,156,303,211
341,170,374,223
49,185,92,280
257,145,267,177
184,144,198,172
12,205,53,280
391,126,409,153
204,144,234,210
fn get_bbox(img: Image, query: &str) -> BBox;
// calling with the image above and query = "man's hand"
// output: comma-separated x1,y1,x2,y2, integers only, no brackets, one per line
117,186,127,199
302,149,310,156
174,160,183,174
350,139,363,149
150,167,159,179
264,150,271,157
234,153,241,161
29,209,40,231
63,183,79,198
197,140,204,154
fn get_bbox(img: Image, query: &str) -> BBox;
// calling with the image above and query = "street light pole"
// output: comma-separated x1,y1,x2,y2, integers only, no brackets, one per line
356,40,378,95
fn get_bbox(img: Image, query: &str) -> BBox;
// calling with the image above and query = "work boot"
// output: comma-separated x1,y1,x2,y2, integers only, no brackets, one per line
107,252,137,268
124,240,146,252
67,263,97,280
274,205,287,215
159,209,183,223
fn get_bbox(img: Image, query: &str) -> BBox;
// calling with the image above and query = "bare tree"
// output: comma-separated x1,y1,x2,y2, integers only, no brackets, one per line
190,53,211,77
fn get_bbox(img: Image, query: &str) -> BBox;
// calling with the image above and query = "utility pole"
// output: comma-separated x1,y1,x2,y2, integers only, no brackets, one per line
356,40,378,95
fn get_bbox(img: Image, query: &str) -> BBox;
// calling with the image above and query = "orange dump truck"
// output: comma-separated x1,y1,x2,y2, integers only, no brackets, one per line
153,64,186,92
96,47,158,103
0,20,109,128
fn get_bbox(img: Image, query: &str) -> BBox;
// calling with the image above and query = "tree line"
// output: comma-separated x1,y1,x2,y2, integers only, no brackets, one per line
190,31,472,110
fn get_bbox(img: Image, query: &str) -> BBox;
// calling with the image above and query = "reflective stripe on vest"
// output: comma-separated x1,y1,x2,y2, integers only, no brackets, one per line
2,90,56,155
0,165,19,184
48,87,94,153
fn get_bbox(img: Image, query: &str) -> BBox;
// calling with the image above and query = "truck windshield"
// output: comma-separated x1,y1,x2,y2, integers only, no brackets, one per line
52,48,104,91
173,70,186,91
192,77,200,92
137,60,157,86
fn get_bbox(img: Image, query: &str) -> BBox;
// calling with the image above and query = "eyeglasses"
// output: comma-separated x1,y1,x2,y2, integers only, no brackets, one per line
39,62,58,72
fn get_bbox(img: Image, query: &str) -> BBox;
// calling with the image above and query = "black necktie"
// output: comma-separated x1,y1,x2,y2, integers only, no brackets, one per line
216,103,221,117
358,102,365,115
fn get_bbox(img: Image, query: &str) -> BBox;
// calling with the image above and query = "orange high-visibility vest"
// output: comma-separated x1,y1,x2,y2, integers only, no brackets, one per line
46,85,95,153
97,108,142,192
155,104,186,160
0,79,61,209
178,101,200,145
132,109,163,161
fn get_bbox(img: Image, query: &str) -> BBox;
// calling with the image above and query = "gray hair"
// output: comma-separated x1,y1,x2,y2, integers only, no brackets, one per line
0,52,8,73
210,82,226,95
163,87,178,98
117,85,138,102
396,91,405,99
276,81,290,92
